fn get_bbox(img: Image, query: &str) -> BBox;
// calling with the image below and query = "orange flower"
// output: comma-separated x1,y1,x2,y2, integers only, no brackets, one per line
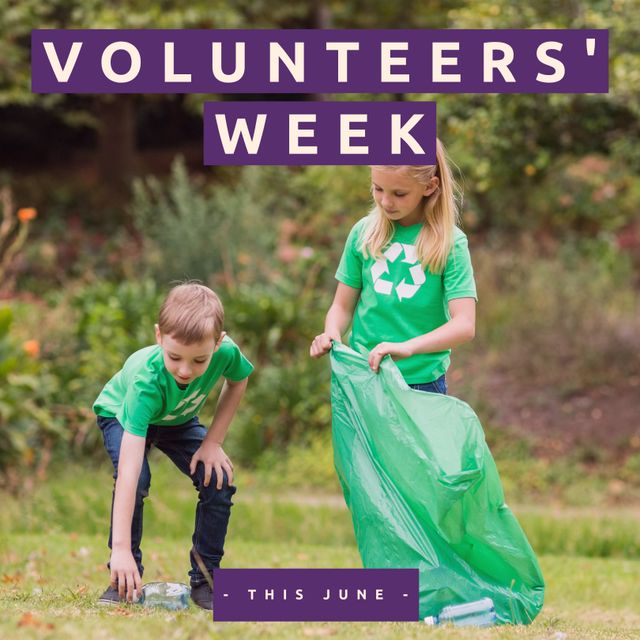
22,339,40,358
18,208,37,222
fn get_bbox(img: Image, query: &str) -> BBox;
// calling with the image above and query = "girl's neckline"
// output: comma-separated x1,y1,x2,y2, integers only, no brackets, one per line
394,220,424,230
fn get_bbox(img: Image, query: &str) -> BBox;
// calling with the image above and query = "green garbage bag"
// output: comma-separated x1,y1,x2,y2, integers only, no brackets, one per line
330,343,545,624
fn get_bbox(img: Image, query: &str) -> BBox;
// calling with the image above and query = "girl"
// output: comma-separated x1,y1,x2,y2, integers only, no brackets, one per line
310,138,477,393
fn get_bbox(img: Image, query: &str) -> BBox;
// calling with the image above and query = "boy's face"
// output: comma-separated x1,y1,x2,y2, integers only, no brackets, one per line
155,326,222,385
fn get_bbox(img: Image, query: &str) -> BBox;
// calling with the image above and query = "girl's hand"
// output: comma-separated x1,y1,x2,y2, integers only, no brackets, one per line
368,342,413,373
190,442,234,489
310,332,341,358
110,547,142,603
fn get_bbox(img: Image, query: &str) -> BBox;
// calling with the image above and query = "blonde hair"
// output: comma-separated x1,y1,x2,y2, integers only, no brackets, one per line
158,282,224,344
362,138,460,274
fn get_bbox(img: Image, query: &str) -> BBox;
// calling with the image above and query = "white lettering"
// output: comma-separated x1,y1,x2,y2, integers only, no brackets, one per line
326,42,359,83
536,42,565,83
380,43,410,82
101,42,141,84
340,114,368,154
391,114,425,155
270,42,305,82
483,42,515,83
43,42,82,83
432,42,461,82
289,114,318,154
164,42,191,82
211,42,245,83
214,114,266,154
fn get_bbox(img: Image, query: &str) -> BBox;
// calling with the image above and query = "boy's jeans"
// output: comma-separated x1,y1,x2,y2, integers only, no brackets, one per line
408,374,448,395
97,415,236,587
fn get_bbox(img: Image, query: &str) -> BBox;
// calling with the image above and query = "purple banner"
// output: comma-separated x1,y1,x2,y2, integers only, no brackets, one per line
32,29,608,94
212,568,419,621
203,101,436,165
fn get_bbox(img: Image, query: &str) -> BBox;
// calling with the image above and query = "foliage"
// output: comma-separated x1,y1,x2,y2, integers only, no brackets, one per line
0,185,37,295
0,306,64,488
131,158,279,287
17,279,163,460
214,275,332,462
471,238,640,389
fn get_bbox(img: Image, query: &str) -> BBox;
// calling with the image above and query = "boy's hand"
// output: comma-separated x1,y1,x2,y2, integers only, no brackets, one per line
368,341,413,373
110,547,142,603
310,331,341,358
190,441,234,489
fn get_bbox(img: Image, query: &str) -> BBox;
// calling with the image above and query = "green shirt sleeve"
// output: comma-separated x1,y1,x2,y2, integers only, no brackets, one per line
335,219,366,289
221,337,254,381
117,376,163,437
443,229,478,302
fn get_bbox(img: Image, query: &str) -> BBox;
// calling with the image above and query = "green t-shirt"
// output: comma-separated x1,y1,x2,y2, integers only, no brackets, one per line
336,216,477,384
93,335,254,437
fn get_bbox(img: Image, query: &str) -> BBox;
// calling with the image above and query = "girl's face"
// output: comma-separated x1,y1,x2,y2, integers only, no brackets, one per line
371,168,438,227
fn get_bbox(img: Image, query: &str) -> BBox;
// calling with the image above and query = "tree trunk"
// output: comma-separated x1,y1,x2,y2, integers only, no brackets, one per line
309,0,333,102
96,95,137,203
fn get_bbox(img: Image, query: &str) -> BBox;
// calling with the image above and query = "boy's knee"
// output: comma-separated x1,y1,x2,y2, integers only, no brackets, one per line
194,468,236,498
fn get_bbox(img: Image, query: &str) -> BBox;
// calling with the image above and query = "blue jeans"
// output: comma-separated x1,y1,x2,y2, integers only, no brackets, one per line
408,374,448,395
97,415,236,586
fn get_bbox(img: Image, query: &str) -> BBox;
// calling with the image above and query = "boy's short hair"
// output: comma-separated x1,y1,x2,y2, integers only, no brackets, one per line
158,282,224,344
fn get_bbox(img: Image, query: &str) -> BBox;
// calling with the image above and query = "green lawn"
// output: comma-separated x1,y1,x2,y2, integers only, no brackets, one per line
1,535,639,639
1,459,640,639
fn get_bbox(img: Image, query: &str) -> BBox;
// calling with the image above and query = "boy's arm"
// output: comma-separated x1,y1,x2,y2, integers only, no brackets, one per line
110,431,146,601
189,377,248,490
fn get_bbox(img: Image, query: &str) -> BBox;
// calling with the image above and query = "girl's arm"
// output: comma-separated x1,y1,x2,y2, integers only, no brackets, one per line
189,376,248,490
368,297,476,372
310,283,360,358
110,431,146,601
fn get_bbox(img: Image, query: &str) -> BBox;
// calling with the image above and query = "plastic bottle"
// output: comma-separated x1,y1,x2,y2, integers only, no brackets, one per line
137,582,191,610
423,597,497,627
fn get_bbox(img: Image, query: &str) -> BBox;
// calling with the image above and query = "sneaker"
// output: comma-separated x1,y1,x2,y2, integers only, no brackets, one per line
190,582,213,610
97,584,141,605
97,585,126,605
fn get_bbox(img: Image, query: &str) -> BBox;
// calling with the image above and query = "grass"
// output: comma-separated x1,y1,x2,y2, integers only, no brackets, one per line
1,535,640,639
3,457,640,558
2,458,640,638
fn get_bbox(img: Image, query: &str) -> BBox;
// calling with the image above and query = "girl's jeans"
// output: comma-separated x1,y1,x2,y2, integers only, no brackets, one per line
408,374,448,395
97,415,236,587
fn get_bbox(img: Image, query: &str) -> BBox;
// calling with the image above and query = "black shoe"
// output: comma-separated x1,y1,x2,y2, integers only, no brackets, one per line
190,582,213,610
97,585,126,605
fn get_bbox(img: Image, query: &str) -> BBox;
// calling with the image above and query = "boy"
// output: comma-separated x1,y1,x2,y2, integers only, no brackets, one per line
93,282,253,610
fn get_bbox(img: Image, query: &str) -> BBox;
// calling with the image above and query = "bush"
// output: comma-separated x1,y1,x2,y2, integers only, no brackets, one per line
131,158,280,287
217,278,333,464
470,238,640,390
34,279,163,457
0,306,64,489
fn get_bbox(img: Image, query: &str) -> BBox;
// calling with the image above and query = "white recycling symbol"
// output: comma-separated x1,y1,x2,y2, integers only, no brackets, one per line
371,242,426,301
161,388,206,421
